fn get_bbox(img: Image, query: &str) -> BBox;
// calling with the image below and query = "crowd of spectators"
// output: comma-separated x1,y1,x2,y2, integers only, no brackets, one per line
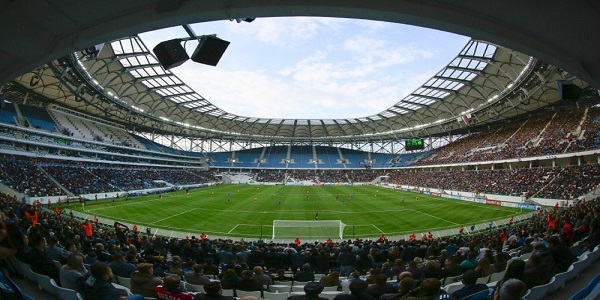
1,189,599,300
416,106,600,166
0,155,217,197
385,164,599,200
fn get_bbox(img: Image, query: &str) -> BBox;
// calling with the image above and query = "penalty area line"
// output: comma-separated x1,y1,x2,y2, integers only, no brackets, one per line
228,224,240,234
371,224,384,233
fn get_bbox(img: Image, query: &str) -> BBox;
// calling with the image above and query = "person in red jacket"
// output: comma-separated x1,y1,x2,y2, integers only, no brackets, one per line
82,221,94,237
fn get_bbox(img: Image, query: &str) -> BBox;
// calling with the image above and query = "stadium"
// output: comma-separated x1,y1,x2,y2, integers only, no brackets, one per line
0,1,599,299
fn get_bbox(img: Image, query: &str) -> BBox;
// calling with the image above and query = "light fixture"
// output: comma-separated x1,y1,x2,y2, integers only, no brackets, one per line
152,24,230,70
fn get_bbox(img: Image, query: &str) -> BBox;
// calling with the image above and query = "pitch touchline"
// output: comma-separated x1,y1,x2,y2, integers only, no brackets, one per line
150,208,199,225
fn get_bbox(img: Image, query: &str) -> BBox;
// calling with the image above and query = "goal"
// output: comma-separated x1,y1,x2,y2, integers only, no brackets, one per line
272,220,346,240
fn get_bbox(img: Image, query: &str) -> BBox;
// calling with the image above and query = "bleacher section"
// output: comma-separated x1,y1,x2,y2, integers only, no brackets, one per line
202,146,423,169
0,102,17,125
262,145,289,168
19,105,57,132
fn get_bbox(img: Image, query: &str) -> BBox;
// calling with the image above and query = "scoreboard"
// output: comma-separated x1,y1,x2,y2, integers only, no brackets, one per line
405,138,425,151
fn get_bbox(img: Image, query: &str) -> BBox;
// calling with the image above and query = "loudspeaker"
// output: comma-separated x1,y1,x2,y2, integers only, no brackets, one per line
557,80,582,101
191,36,230,66
153,39,189,70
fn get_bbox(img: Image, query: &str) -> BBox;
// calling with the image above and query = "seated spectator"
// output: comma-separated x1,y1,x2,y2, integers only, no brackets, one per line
365,274,395,298
110,253,136,278
251,266,273,286
25,233,61,285
491,253,506,273
379,277,416,300
405,278,441,299
522,248,555,289
288,282,327,300
59,253,88,292
130,262,163,297
334,280,375,300
460,251,479,271
81,262,143,300
473,257,492,278
219,268,241,290
294,263,315,282
319,271,340,289
184,264,211,285
168,255,184,278
491,259,526,299
442,257,463,279
44,235,64,261
236,269,264,297
194,282,236,300
450,270,489,300
155,274,194,300
493,279,527,300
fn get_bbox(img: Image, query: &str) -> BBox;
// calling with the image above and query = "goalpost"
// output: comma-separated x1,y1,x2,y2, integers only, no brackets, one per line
272,220,346,240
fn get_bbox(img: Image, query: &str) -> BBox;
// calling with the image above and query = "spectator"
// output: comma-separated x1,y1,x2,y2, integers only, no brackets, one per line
288,282,327,300
130,263,162,298
334,280,375,300
450,270,488,299
184,264,212,285
110,253,136,278
155,274,194,300
59,253,88,292
194,282,236,300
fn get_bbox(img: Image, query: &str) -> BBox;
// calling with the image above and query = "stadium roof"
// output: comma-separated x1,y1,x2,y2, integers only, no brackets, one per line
1,1,598,142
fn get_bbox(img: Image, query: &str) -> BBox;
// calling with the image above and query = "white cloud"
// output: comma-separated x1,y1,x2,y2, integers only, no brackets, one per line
140,18,469,119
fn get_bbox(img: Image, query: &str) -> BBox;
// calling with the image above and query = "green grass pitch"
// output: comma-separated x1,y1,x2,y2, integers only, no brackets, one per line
70,185,523,239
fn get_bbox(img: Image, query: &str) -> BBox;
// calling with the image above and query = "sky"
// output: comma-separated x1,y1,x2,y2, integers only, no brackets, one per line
139,17,470,120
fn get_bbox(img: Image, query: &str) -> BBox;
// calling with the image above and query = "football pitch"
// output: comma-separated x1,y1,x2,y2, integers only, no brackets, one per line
70,185,523,240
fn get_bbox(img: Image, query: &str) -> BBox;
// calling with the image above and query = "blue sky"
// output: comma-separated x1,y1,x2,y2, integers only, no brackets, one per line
140,17,469,119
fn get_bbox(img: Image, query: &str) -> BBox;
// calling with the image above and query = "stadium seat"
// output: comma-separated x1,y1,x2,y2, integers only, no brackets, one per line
263,291,290,300
221,288,235,296
322,286,340,292
235,290,262,298
321,291,343,300
458,289,489,300
116,276,132,289
488,270,506,284
184,282,205,293
475,275,490,284
444,282,465,294
524,276,555,300
547,265,572,293
55,284,84,300
32,272,57,296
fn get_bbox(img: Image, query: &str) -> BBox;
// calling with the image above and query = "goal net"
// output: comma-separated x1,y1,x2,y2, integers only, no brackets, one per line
272,220,346,240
